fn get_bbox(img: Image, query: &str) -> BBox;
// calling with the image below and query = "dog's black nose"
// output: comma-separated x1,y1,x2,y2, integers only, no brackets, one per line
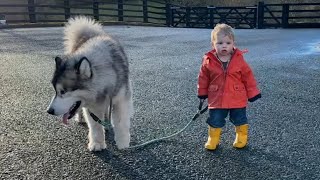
47,108,55,115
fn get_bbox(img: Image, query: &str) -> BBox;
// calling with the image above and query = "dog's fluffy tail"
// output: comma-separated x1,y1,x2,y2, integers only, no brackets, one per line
64,16,104,54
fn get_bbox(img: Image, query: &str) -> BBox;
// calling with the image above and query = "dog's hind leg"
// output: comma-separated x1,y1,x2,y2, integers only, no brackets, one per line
112,94,133,149
83,107,107,151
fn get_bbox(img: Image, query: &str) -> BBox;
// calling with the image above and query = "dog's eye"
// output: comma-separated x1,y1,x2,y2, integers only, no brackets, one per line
60,90,66,95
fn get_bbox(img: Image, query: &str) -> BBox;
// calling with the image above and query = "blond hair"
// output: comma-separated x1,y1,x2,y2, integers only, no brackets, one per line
211,24,235,43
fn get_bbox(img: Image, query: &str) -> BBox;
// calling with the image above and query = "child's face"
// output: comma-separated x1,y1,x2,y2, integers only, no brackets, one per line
212,34,234,56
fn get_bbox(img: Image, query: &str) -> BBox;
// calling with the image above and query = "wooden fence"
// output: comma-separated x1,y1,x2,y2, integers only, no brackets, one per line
0,0,168,26
258,2,320,28
0,1,319,28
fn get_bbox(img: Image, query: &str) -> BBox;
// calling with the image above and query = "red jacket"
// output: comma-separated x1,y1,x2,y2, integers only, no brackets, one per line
197,48,260,109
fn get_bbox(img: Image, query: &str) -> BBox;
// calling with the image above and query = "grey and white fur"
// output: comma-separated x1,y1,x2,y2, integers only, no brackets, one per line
47,16,133,151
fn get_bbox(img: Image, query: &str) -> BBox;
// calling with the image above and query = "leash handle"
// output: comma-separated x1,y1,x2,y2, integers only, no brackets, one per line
198,99,205,110
200,106,208,114
192,99,208,121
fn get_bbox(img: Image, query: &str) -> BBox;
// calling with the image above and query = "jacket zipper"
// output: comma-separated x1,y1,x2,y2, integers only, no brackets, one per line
216,54,231,108
222,61,228,107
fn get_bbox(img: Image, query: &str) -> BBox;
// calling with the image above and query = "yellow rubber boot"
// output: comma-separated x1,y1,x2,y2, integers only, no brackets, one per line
233,124,249,148
205,127,222,150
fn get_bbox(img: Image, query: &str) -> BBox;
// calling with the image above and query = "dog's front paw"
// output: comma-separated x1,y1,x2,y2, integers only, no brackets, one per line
116,141,129,149
114,134,130,149
88,141,107,151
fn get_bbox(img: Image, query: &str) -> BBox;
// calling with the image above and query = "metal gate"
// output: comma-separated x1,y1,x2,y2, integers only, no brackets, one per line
257,2,320,28
170,5,257,29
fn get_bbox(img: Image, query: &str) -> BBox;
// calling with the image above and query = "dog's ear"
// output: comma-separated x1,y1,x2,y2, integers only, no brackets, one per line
76,57,92,79
55,56,63,69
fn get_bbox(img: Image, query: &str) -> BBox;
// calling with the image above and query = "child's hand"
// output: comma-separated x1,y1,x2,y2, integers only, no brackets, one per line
248,94,261,102
198,95,208,100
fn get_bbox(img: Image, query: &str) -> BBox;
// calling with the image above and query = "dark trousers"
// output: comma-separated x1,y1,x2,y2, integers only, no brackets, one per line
207,108,248,128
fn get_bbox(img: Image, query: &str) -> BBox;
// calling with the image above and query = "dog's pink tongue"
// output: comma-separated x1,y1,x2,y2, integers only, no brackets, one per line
62,113,69,125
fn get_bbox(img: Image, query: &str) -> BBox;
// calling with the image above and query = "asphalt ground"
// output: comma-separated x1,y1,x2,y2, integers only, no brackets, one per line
0,26,319,180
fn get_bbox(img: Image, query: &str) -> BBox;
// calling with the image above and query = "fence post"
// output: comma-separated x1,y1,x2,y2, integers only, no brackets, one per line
282,4,289,28
166,3,172,26
186,7,190,27
257,1,264,29
64,0,70,21
171,7,175,27
118,0,123,21
143,0,148,23
208,6,214,28
93,0,99,21
253,6,257,28
28,0,36,23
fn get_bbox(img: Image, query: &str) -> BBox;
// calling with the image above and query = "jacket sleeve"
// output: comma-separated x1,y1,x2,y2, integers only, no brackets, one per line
197,56,210,96
241,59,261,99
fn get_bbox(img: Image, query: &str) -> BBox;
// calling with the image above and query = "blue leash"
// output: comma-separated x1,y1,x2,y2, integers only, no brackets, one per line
125,99,208,150
89,99,208,150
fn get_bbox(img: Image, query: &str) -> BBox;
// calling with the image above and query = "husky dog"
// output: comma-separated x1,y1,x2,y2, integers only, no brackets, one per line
47,16,133,151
